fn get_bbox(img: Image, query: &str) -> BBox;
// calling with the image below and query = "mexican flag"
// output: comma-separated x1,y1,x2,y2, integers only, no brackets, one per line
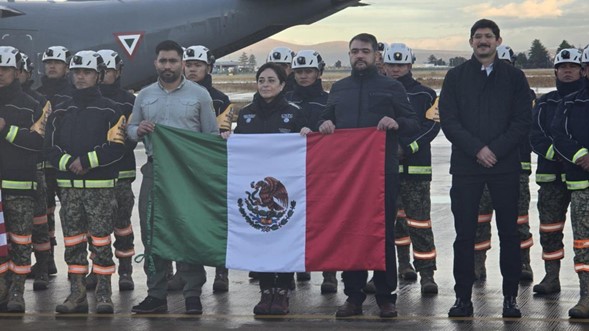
0,191,7,257
149,125,386,272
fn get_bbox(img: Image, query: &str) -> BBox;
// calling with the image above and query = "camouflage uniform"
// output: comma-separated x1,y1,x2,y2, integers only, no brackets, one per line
30,166,51,290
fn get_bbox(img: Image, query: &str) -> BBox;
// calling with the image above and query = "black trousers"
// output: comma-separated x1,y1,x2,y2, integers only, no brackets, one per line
342,172,398,305
450,172,521,300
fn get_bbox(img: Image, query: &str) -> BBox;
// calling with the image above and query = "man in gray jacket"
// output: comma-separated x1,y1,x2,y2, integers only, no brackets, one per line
127,40,218,315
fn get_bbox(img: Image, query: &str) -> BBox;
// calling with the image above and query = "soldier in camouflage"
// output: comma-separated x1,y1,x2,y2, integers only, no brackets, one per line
0,46,44,312
530,48,583,295
551,46,589,318
382,43,440,294
45,50,126,314
473,45,535,283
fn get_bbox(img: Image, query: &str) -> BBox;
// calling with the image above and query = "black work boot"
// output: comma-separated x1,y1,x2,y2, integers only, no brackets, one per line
56,274,88,314
503,296,521,318
448,298,473,317
397,245,417,280
533,260,561,294
569,272,589,318
520,248,533,281
118,257,134,291
335,301,363,318
270,288,290,315
474,250,487,281
132,296,168,314
253,288,274,315
33,251,50,291
96,274,114,314
6,274,26,312
321,272,338,294
419,269,438,294
213,267,229,293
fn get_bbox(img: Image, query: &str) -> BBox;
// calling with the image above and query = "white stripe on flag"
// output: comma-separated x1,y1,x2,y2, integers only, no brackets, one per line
0,192,5,248
226,133,307,272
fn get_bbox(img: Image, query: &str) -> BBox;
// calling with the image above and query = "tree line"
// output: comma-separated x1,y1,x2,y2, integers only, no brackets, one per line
429,39,580,69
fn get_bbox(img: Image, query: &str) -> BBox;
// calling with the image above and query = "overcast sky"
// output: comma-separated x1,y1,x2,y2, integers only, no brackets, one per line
273,0,589,53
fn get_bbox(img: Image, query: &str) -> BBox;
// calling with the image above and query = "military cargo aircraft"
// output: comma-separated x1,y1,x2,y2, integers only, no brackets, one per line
0,0,364,90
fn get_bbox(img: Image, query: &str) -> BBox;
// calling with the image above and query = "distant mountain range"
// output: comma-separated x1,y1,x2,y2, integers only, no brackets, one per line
220,38,472,67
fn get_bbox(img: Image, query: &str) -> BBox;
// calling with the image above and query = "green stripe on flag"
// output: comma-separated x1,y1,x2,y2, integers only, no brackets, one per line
151,125,228,267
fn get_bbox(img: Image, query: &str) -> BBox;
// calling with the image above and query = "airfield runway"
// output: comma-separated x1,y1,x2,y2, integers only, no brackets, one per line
1,132,588,330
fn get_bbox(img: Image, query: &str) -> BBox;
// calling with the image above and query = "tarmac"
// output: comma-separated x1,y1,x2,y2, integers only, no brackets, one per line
2,133,589,330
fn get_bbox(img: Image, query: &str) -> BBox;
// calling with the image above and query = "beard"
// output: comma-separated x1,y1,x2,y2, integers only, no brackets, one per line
158,69,180,83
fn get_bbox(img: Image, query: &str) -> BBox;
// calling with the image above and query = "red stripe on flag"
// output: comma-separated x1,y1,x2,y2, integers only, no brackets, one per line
305,128,386,271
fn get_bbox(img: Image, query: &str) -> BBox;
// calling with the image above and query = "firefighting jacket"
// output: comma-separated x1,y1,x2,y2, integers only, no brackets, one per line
36,75,73,109
439,55,532,175
320,66,419,174
100,81,137,181
530,80,583,184
395,73,440,181
234,92,303,134
0,80,44,196
44,86,126,187
285,79,328,132
552,79,589,190
198,74,231,117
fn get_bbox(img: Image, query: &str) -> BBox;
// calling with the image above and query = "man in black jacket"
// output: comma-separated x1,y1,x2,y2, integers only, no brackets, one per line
439,19,531,318
319,33,418,319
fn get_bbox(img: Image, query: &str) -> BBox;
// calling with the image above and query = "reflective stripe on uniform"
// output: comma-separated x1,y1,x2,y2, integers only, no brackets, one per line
540,222,565,233
413,249,436,260
33,242,51,252
9,233,32,245
5,125,18,143
567,180,589,191
543,249,564,261
115,249,135,258
575,264,589,273
1,180,36,190
574,240,589,249
118,170,136,179
59,154,72,172
9,261,31,275
114,225,133,237
475,240,491,251
520,237,533,249
33,215,48,225
545,144,555,160
398,165,404,173
57,179,116,188
573,148,589,163
36,162,44,170
395,236,411,246
521,162,531,171
409,141,419,154
68,264,89,274
407,219,432,229
478,213,492,223
88,151,99,168
517,215,529,225
407,166,432,175
64,233,88,247
536,174,556,183
93,264,116,275
90,235,111,247
0,262,9,273
397,209,406,218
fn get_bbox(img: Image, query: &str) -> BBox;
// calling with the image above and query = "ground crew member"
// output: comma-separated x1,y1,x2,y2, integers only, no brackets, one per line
532,48,583,295
17,52,53,291
267,46,296,94
46,50,126,314
383,43,440,294
36,45,74,276
85,49,136,292
128,40,218,315
0,46,44,313
551,46,589,318
473,45,536,282
286,49,338,293
178,45,233,293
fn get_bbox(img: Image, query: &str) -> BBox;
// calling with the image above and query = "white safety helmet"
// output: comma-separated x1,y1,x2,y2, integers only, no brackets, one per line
377,42,388,53
42,46,70,63
497,45,516,64
69,50,105,72
183,45,215,65
267,46,294,64
20,52,34,72
0,46,22,69
292,50,325,72
97,49,123,71
383,43,414,64
554,48,582,67
582,46,589,64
